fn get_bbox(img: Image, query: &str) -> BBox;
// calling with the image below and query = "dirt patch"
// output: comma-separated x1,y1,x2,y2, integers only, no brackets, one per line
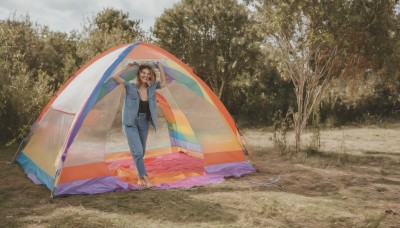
1,125,400,227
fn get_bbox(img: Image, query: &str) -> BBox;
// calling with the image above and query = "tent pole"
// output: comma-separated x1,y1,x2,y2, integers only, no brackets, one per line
236,126,262,171
48,192,54,203
11,116,37,163
11,137,27,163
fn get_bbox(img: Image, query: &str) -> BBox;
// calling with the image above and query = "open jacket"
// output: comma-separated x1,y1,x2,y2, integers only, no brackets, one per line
122,80,161,129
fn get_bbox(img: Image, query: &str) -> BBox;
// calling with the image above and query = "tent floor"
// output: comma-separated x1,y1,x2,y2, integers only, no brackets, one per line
106,152,206,186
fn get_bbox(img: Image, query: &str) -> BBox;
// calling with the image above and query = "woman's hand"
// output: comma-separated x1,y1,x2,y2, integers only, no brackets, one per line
112,61,137,85
157,61,167,88
127,61,138,67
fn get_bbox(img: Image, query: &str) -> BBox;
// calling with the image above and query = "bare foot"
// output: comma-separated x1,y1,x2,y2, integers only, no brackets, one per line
137,178,146,188
142,176,153,188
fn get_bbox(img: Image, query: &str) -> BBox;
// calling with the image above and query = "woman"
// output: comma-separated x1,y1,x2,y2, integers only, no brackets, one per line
113,61,167,188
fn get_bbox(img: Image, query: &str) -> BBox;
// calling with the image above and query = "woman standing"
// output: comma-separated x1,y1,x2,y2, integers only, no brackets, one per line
113,61,167,188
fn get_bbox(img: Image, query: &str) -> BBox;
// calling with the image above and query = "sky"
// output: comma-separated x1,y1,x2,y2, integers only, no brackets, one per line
0,0,181,33
2,1,398,34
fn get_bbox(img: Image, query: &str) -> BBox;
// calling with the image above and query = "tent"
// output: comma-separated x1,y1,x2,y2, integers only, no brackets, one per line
16,42,255,196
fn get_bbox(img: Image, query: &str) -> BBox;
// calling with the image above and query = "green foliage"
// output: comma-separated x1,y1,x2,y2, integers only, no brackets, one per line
153,0,261,98
0,16,55,143
38,29,81,88
0,9,145,144
309,0,400,116
225,58,295,126
253,0,400,76
320,73,400,125
77,8,145,62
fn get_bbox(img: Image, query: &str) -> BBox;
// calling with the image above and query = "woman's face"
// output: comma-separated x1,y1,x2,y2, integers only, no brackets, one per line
139,68,152,84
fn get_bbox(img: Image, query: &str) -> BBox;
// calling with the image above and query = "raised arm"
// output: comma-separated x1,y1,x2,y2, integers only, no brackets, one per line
157,62,167,88
112,62,136,85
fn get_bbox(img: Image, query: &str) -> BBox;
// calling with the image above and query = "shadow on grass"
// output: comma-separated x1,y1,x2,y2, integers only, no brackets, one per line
67,189,237,224
363,151,400,156
296,147,400,168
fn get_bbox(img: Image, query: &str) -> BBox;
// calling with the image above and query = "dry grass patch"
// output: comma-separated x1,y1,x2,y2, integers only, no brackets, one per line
1,124,400,227
19,205,180,228
190,190,379,227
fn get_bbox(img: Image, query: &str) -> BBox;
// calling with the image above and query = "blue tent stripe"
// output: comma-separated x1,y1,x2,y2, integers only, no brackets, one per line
65,43,139,153
16,152,54,190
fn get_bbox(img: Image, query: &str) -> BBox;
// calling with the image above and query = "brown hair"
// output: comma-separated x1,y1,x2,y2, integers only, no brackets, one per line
136,64,156,86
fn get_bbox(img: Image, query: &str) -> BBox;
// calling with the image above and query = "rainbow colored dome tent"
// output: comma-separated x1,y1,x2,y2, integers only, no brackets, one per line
16,42,255,196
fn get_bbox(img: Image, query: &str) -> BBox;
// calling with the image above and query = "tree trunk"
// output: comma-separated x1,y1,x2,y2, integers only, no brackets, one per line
295,127,301,152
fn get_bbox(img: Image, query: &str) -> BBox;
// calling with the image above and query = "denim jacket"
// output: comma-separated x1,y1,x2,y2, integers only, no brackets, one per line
122,81,161,129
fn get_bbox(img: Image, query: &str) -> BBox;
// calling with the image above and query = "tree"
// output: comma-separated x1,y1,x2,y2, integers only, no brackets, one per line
254,0,339,151
77,8,145,62
0,16,54,143
252,0,400,151
153,0,261,99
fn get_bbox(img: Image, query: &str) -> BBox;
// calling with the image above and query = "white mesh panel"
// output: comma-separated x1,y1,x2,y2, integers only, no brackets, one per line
52,46,128,113
22,108,75,176
63,86,122,166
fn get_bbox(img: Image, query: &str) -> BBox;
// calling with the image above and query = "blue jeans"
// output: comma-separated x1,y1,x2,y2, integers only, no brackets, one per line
123,113,150,177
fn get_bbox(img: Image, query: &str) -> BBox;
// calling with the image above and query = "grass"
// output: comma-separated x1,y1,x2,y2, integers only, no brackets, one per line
1,124,400,227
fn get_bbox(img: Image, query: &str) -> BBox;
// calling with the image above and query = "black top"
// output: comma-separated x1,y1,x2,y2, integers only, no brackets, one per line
139,99,150,115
